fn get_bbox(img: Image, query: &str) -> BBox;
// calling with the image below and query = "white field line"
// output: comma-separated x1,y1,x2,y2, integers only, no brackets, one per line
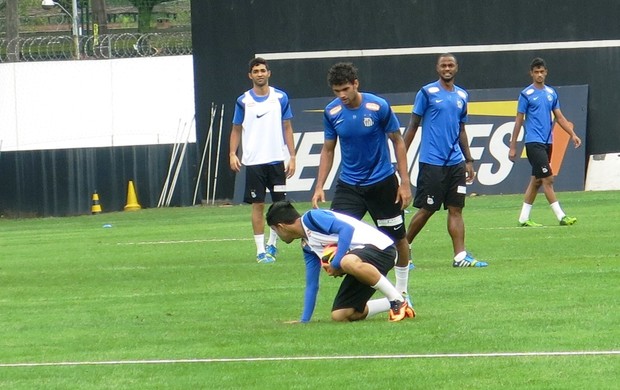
116,238,252,245
1,351,618,368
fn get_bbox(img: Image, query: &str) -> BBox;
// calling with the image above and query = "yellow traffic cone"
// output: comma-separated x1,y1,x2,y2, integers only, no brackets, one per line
91,191,102,214
124,180,142,211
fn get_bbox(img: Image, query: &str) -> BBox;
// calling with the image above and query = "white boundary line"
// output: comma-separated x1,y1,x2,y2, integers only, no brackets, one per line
115,238,252,245
257,40,620,61
1,351,618,368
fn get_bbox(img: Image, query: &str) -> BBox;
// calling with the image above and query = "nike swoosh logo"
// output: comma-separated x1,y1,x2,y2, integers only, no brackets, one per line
435,99,443,103
335,119,344,125
256,112,268,118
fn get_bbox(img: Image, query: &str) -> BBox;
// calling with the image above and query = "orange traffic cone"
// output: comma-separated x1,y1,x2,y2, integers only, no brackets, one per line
91,191,102,214
124,180,142,211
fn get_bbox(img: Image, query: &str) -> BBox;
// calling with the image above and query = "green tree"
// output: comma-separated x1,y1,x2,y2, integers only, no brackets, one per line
128,0,166,32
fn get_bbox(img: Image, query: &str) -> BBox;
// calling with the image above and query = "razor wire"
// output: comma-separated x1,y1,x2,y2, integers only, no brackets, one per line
0,32,192,62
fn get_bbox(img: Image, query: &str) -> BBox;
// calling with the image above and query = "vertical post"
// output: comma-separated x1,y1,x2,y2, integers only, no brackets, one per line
71,0,80,59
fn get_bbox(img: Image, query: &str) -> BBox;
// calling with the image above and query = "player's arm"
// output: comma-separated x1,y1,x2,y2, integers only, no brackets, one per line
459,122,475,184
553,108,582,148
509,113,525,161
299,243,321,323
282,119,297,178
229,124,242,172
403,114,422,150
387,131,412,209
311,138,337,208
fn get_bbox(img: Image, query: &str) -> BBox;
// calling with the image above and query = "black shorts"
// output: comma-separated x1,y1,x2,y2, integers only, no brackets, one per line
243,163,286,204
413,162,466,211
525,143,553,178
331,244,397,313
330,173,405,240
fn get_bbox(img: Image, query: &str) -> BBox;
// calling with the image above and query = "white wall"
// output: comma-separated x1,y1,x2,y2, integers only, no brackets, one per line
0,56,195,152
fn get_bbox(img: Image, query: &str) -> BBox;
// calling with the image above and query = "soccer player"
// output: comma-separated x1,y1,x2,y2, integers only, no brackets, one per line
509,57,582,227
403,53,488,268
266,200,415,323
229,57,297,263
311,62,413,305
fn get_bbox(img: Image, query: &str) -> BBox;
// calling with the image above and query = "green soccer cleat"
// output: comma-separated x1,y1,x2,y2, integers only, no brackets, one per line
519,220,543,227
560,216,577,226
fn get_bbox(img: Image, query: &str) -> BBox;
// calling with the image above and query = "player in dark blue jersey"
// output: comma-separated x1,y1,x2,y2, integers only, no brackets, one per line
312,62,413,305
266,200,415,323
404,53,488,268
509,57,581,227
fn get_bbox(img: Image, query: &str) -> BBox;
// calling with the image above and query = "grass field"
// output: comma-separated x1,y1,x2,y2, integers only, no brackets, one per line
1,191,618,389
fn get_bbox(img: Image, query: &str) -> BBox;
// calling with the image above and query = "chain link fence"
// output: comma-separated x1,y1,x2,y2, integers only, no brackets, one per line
0,0,192,62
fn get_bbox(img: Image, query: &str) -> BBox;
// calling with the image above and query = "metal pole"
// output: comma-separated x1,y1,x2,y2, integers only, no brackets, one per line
71,0,80,59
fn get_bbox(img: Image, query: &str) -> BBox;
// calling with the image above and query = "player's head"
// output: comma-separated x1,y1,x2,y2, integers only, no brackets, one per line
248,57,270,87
530,57,547,71
436,53,458,82
327,62,358,86
529,57,548,84
327,62,360,107
266,201,302,243
249,57,269,72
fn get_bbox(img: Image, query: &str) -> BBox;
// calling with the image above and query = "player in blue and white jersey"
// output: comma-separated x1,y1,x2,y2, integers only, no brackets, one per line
509,57,582,227
311,62,413,306
404,53,487,268
230,57,297,264
266,201,415,323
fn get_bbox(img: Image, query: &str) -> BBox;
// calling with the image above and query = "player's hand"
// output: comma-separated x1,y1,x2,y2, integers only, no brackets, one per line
465,164,476,185
322,263,344,277
572,135,582,148
311,190,325,209
229,154,241,172
286,157,296,179
508,146,517,161
396,184,412,210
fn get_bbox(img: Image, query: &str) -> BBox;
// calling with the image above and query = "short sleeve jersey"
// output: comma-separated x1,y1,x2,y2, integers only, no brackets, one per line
412,81,468,166
232,87,293,166
517,84,560,145
323,93,400,185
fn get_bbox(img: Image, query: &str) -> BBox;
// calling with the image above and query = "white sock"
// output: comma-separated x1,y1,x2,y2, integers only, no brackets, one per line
394,266,409,294
454,251,467,262
550,201,565,220
519,203,533,223
267,228,278,247
371,275,402,302
366,298,390,317
254,234,265,255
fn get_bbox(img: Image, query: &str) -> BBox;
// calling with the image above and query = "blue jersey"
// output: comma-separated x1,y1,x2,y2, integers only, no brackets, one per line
323,93,400,185
517,84,560,145
412,81,468,166
298,209,393,322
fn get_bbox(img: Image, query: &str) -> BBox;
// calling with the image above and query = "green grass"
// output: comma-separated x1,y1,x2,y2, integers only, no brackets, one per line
0,191,618,389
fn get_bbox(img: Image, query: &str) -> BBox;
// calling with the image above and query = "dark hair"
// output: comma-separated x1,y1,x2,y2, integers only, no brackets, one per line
438,53,457,64
530,57,547,70
327,62,358,86
249,57,269,72
266,200,301,226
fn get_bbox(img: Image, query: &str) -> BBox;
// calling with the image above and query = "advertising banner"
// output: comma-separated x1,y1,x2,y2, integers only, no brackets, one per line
234,85,587,203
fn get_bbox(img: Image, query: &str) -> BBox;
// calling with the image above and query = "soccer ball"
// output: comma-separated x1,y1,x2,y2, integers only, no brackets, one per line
321,244,338,264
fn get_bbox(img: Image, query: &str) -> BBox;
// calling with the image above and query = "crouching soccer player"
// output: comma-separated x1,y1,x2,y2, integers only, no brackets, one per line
266,200,415,323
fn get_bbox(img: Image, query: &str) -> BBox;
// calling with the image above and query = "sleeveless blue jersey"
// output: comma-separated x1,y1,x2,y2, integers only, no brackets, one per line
323,93,400,185
517,84,560,145
412,81,468,166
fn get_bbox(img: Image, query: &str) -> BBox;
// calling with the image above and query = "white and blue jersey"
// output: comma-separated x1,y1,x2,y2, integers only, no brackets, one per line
298,209,393,322
232,87,293,166
323,93,400,185
517,84,560,145
412,81,468,166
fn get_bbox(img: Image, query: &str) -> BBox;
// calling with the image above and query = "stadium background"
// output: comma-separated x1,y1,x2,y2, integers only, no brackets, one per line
1,0,619,216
